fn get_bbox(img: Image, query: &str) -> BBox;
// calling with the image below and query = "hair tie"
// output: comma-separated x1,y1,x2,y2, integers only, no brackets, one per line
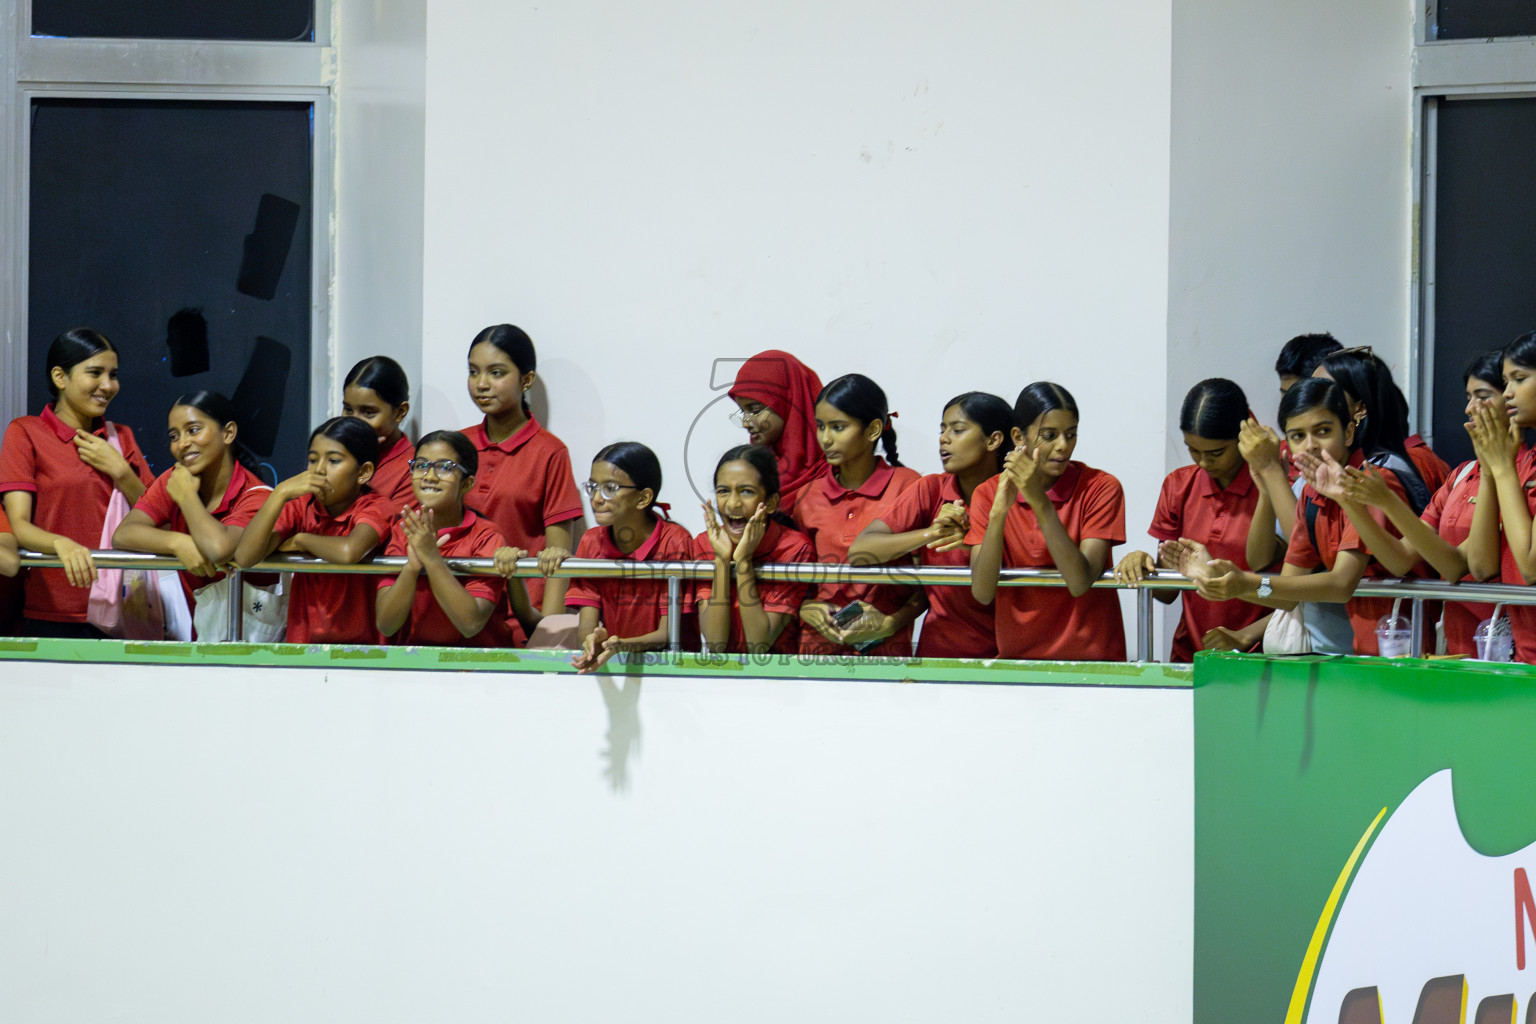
653,501,672,519
887,410,899,421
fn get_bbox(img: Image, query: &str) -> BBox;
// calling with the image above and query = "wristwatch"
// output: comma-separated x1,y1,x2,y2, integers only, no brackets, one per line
1256,576,1273,599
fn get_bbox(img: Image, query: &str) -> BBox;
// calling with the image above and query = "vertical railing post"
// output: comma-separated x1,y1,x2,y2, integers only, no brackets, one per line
226,568,244,641
1410,596,1424,656
1136,586,1155,662
667,574,681,654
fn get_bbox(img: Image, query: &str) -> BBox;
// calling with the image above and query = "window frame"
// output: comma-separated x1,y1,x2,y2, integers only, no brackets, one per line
2,0,334,430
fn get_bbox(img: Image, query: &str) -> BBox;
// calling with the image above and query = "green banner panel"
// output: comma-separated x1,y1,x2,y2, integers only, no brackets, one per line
1194,653,1536,1024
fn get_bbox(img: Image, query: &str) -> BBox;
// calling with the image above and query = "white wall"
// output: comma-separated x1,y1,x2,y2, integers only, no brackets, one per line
419,0,1173,569
1165,0,1414,449
331,0,428,429
0,662,1193,1023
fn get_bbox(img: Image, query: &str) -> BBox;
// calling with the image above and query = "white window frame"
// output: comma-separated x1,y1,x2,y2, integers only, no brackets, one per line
1411,18,1536,443
1,1,335,429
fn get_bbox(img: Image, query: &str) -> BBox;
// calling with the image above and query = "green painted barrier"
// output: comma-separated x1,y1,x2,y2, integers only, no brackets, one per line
1194,652,1536,1024
0,637,1191,687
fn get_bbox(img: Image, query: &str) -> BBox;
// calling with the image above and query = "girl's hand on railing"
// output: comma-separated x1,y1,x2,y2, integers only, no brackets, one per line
493,546,529,578
171,534,217,578
53,536,98,588
1113,550,1155,585
538,545,572,577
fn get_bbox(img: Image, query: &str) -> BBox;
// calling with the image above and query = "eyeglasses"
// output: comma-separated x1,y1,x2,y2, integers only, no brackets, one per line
583,480,638,500
729,406,770,428
408,458,467,476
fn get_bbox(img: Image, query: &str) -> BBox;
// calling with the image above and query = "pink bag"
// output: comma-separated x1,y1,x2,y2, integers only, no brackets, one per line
86,425,165,640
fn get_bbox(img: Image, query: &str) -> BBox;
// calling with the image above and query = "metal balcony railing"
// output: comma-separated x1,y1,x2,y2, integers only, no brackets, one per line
15,550,1536,661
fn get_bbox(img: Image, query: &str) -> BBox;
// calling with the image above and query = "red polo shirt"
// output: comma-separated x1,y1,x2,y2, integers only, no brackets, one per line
1421,460,1496,657
872,472,996,659
1407,435,1451,496
368,433,416,512
1498,448,1536,662
1283,450,1410,655
378,510,507,647
793,459,920,656
272,490,395,644
133,461,272,607
964,462,1127,662
694,519,814,655
565,515,696,641
0,406,155,621
461,417,584,610
1147,463,1269,662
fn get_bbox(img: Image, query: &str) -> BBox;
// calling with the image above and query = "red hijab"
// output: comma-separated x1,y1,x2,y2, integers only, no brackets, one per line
728,350,826,512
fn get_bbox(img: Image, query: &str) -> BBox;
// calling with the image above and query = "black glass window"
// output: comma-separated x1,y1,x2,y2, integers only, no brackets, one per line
33,0,313,42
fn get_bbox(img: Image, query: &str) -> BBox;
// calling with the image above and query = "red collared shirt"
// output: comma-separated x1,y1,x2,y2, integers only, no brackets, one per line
1147,463,1268,662
272,490,395,644
1407,434,1451,496
1422,459,1495,656
133,461,272,607
873,472,996,659
792,459,921,656
1498,448,1536,662
0,406,155,621
565,515,696,641
694,518,814,655
378,509,507,647
1283,449,1410,655
461,416,584,610
964,461,1127,662
368,433,417,513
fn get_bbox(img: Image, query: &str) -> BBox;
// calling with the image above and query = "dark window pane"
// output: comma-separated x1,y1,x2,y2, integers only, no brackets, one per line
33,0,313,41
1434,0,1536,40
1431,97,1536,467
29,99,313,479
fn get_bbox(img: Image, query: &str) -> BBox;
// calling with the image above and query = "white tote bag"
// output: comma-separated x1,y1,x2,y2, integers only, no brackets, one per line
191,574,288,643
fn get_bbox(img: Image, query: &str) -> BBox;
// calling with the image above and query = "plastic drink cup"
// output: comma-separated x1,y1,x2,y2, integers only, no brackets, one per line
1376,614,1413,658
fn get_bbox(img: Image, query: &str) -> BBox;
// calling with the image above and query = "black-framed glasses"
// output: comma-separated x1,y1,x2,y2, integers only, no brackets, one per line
583,480,638,499
408,458,467,476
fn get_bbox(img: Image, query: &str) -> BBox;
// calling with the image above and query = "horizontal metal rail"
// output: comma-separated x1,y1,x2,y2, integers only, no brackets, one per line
13,551,1536,603
14,551,1535,661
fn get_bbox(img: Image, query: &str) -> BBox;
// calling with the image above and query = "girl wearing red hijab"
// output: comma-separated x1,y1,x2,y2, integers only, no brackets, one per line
728,350,825,515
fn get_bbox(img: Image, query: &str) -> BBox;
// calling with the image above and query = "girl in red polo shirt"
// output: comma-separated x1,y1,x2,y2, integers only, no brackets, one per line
232,417,395,645
728,350,825,516
848,391,1012,659
460,324,584,629
548,442,696,672
342,356,415,510
0,328,155,637
1466,332,1536,661
1314,348,1446,506
0,508,17,577
794,373,922,657
113,391,272,617
1326,351,1506,656
697,444,815,655
376,430,511,646
968,382,1127,662
1196,378,1416,656
1114,379,1272,661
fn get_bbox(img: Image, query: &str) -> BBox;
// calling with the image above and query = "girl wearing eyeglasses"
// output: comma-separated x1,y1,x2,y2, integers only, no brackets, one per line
548,442,695,673
460,325,585,637
376,430,522,646
232,417,394,644
728,350,827,516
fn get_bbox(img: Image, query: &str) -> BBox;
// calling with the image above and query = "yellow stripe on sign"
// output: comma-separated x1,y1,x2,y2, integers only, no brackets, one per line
1284,806,1389,1024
